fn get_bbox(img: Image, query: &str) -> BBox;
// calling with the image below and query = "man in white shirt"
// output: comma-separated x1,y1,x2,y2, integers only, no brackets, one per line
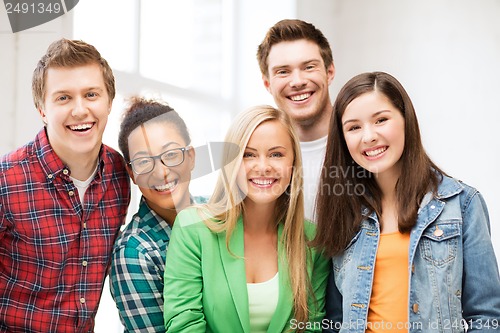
257,19,335,220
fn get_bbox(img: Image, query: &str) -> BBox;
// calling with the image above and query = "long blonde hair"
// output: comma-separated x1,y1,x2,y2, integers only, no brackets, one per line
200,105,311,325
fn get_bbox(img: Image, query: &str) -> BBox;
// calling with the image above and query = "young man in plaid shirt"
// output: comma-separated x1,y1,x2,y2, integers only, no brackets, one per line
0,39,131,332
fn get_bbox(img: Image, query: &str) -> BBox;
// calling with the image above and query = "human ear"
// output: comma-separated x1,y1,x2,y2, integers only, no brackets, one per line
186,146,196,171
125,164,137,184
38,107,47,125
327,63,335,85
262,74,272,93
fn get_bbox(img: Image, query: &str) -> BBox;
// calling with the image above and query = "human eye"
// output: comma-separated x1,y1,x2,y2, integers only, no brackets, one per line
375,117,388,124
305,64,316,70
270,151,284,158
164,150,181,160
131,157,153,173
135,158,152,167
275,69,289,76
86,91,98,99
56,95,69,102
243,151,255,158
346,124,360,132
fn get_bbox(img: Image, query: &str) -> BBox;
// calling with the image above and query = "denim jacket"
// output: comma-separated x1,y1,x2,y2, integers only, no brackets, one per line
323,175,500,332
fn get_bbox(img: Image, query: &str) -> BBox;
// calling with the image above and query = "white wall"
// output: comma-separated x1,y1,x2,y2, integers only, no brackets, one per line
0,7,73,150
306,0,500,261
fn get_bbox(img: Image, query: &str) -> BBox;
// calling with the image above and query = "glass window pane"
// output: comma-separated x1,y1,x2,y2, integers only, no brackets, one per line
73,0,137,73
140,0,224,96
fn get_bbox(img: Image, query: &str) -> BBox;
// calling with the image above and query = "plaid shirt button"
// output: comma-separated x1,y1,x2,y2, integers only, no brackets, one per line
0,129,131,332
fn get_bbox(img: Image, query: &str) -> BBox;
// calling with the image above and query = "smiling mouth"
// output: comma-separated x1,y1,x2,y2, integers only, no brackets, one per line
68,123,94,132
289,92,312,102
153,180,178,192
364,146,387,157
250,178,277,187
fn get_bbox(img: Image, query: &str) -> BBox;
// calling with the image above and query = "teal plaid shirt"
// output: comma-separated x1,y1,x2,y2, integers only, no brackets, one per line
110,197,171,332
109,196,207,332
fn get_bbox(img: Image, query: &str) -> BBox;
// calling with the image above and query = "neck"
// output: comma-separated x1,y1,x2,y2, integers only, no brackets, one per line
157,207,178,227
375,167,401,202
242,200,277,234
66,155,99,181
147,194,191,227
296,103,332,142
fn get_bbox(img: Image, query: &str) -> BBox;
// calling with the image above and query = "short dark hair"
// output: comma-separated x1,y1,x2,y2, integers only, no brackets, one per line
118,97,191,162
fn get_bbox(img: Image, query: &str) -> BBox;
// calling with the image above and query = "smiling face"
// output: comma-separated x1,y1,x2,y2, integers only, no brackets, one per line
342,91,405,183
263,39,334,131
127,122,194,217
40,63,111,163
237,120,294,209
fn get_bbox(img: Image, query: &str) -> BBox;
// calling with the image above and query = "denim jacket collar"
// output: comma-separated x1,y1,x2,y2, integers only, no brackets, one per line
361,176,464,228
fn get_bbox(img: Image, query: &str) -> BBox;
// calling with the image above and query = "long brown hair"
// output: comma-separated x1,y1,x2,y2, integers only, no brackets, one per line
313,72,444,256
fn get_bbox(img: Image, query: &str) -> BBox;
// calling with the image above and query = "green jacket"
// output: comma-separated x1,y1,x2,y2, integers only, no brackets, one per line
164,207,330,333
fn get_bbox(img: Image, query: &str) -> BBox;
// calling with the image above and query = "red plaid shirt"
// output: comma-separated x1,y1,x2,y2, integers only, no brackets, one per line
0,129,130,333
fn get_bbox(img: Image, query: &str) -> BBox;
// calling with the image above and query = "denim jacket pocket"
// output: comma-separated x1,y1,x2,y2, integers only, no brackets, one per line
420,221,461,267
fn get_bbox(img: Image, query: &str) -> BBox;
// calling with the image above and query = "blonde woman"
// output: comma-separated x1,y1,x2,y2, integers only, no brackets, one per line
164,106,330,333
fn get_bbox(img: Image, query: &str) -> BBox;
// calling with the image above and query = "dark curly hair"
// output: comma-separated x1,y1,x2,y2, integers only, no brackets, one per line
118,97,191,162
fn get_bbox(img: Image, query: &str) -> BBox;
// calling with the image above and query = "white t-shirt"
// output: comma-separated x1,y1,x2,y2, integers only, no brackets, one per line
70,165,98,205
300,136,327,222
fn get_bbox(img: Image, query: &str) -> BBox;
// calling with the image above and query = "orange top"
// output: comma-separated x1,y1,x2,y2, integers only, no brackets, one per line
366,232,410,333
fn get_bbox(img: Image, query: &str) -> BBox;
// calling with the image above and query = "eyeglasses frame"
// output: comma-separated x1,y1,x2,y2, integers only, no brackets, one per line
128,146,191,175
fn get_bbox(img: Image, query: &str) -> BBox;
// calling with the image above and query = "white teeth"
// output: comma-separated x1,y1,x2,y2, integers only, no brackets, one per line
290,93,311,101
252,179,274,185
154,180,177,191
69,123,93,131
365,147,387,157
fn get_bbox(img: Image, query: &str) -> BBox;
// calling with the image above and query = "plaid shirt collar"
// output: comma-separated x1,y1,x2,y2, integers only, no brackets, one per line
34,128,105,183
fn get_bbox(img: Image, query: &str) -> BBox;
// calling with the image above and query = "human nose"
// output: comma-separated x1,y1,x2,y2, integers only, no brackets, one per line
362,125,377,143
71,97,89,118
289,69,307,88
253,156,272,174
152,157,171,178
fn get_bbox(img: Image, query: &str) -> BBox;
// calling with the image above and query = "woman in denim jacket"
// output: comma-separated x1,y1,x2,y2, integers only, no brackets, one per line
313,72,500,332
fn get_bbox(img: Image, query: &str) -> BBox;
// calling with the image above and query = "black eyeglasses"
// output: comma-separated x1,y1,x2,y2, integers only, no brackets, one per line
128,147,190,175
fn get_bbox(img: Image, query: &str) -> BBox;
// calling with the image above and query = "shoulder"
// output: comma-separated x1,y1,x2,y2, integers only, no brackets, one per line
114,219,150,251
175,207,210,228
437,175,482,207
100,145,130,195
115,211,169,251
101,144,127,170
304,219,318,240
434,175,491,227
0,140,35,176
170,207,217,248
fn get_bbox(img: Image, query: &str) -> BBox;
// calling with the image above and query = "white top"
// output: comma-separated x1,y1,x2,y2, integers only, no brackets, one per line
247,273,279,333
69,165,98,204
300,136,327,221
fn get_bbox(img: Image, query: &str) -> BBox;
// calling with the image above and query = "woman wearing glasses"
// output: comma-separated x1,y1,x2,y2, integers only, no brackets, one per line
110,97,201,332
